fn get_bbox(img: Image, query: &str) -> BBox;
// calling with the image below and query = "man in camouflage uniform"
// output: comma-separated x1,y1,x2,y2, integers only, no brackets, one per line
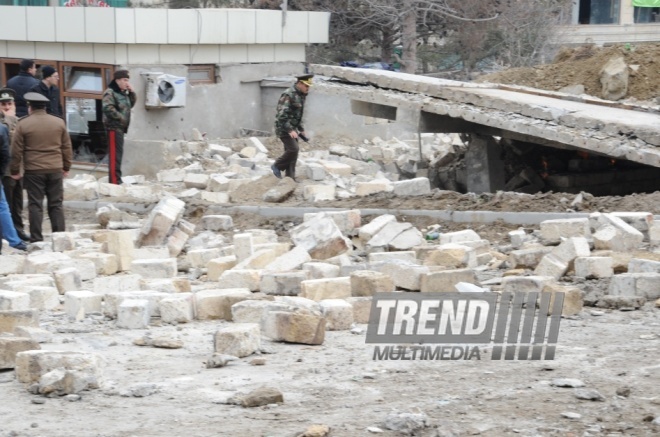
102,69,136,185
271,74,313,181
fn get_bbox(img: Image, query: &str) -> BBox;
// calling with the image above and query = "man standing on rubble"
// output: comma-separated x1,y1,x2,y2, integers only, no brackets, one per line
10,92,72,243
271,74,313,181
102,69,136,185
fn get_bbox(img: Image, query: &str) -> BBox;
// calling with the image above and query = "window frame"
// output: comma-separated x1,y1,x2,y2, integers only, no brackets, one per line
188,64,216,85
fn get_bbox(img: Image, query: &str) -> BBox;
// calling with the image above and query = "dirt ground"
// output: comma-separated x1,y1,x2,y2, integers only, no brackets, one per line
480,43,660,103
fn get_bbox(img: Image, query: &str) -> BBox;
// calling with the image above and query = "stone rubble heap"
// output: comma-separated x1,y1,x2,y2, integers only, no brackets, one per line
1,195,659,397
63,135,465,204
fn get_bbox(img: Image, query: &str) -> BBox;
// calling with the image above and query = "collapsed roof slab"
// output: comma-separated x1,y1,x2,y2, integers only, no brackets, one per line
311,64,660,168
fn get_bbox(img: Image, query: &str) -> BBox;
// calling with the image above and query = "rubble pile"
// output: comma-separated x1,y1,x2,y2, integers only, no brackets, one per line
2,190,659,399
63,135,464,204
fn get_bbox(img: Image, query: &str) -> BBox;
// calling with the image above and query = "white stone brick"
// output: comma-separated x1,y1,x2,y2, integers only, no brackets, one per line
24,287,59,311
0,310,39,334
300,277,351,301
439,229,481,245
0,256,25,276
303,185,336,201
195,288,252,320
64,291,103,320
13,326,53,344
592,213,644,251
77,253,118,275
0,291,30,311
207,256,238,281
231,300,289,324
214,323,261,358
422,244,477,269
157,168,186,182
421,269,478,292
133,246,171,260
201,215,233,231
51,232,76,252
302,262,341,279
306,162,327,181
104,229,136,271
130,258,178,279
321,161,352,176
574,257,613,278
14,350,103,385
183,173,209,189
508,247,553,269
346,296,372,324
303,210,361,236
159,293,194,323
359,214,396,243
501,276,555,293
534,237,590,280
138,196,185,247
93,275,142,295
117,299,150,329
234,249,279,270
540,218,591,244
103,290,169,318
260,271,308,296
319,299,353,331
52,268,82,294
628,258,660,273
233,233,254,262
388,228,425,251
392,177,431,196
143,278,191,293
610,212,653,239
290,213,351,260
260,310,325,345
366,222,412,251
187,248,222,269
368,251,417,263
264,246,312,272
355,180,392,196
608,273,660,300
0,337,41,369
350,271,394,296
218,269,261,291
371,261,428,291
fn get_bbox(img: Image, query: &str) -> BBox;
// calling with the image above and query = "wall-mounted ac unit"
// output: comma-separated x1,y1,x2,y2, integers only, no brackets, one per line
142,73,186,108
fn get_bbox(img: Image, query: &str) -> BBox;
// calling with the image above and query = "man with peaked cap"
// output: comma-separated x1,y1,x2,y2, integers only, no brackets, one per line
10,92,72,243
102,69,136,185
0,87,29,243
30,65,63,117
5,59,39,118
271,73,313,181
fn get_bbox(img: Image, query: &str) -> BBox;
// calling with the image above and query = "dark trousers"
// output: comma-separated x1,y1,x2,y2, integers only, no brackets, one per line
108,129,124,185
0,181,3,254
23,173,65,243
274,136,299,180
2,175,25,234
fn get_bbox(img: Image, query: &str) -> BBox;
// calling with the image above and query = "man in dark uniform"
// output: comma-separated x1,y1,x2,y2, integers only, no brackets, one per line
10,92,72,243
0,121,8,254
30,66,63,117
0,88,28,241
271,74,313,181
6,59,39,118
102,69,136,185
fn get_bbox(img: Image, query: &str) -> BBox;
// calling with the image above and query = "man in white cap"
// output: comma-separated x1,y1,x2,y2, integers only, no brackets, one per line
10,92,72,243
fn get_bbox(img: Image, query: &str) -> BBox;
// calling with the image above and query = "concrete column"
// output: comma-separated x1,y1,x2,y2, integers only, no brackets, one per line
465,134,505,194
620,2,634,25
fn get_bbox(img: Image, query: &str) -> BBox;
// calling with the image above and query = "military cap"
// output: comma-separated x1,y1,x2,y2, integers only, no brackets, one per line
0,88,15,102
23,92,50,103
296,74,314,86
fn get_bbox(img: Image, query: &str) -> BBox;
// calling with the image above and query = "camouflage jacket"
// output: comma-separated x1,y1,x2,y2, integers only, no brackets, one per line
102,80,137,133
1,112,18,177
274,85,306,137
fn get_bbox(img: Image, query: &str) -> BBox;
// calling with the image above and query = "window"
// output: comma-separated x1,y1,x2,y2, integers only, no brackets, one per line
188,65,216,85
578,0,620,24
634,7,660,23
64,65,104,93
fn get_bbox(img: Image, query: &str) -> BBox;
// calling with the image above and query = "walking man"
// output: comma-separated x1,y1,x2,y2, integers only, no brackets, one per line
10,93,72,243
271,74,313,181
102,69,136,185
6,59,39,118
30,65,63,117
0,88,28,242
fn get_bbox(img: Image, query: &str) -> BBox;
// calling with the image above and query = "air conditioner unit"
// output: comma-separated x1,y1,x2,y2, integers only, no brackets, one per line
142,73,186,109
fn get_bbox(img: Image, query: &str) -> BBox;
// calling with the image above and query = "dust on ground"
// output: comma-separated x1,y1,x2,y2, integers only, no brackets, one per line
480,43,660,102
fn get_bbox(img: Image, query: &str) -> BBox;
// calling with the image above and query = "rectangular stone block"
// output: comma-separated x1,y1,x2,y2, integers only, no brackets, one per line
575,257,613,278
355,180,392,196
260,310,325,345
628,258,660,273
0,255,26,275
138,196,186,246
65,291,103,320
260,271,308,296
368,251,417,263
195,288,252,320
508,247,553,269
23,286,59,311
420,269,478,292
371,261,428,291
13,326,53,344
303,184,336,201
0,310,39,334
346,296,371,324
539,218,591,244
290,214,351,260
117,299,150,329
439,229,481,245
592,213,644,252
233,233,254,262
234,249,279,270
608,273,660,300
350,271,394,296
187,248,222,269
77,252,119,275
201,215,234,231
303,210,361,236
319,299,353,331
422,244,477,269
133,246,171,260
130,258,178,279
103,290,169,318
1,337,41,369
93,274,142,294
218,269,261,292
214,323,261,358
207,256,238,281
501,276,555,293
300,277,351,301
231,300,287,324
158,293,194,323
143,278,191,293
0,291,30,311
53,267,82,294
359,214,396,243
105,229,136,271
302,262,341,279
392,177,431,196
264,246,312,272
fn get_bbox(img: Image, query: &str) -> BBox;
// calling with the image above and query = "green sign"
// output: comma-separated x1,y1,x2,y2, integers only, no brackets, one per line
633,0,660,7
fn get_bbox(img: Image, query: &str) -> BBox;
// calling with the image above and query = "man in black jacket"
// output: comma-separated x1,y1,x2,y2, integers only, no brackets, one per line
6,59,39,118
30,66,63,117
